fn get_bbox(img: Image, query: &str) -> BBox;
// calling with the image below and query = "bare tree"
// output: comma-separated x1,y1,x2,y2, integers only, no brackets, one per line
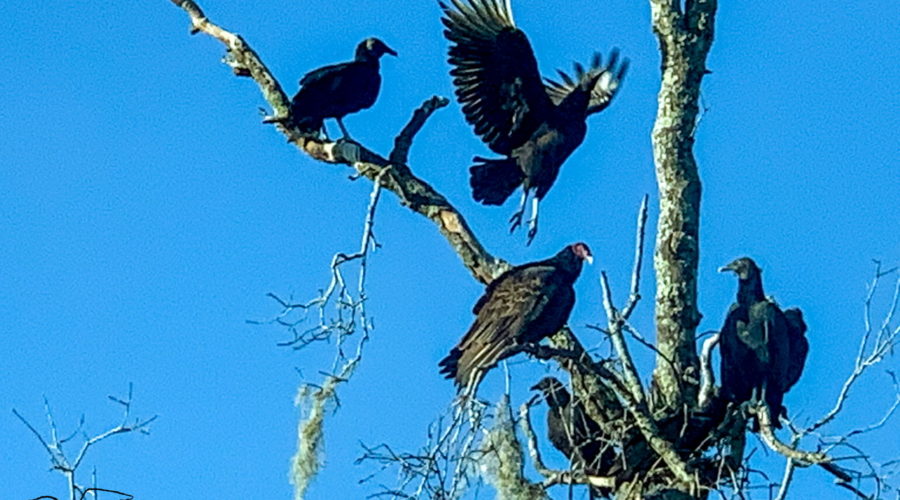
165,1,898,499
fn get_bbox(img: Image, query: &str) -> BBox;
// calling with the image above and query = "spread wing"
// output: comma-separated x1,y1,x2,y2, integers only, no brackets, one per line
440,0,552,155
544,49,629,116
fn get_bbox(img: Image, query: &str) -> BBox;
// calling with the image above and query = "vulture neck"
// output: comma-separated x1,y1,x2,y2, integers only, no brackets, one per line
736,274,765,305
557,88,591,117
354,51,381,65
544,388,571,409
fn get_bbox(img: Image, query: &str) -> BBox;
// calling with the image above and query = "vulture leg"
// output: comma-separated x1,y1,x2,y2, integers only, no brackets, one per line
526,197,539,245
509,190,529,234
336,117,353,141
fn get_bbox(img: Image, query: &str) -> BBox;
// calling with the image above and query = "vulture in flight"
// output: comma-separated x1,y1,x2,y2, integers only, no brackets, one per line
440,0,628,243
531,377,614,498
290,38,397,140
439,243,592,394
718,257,809,428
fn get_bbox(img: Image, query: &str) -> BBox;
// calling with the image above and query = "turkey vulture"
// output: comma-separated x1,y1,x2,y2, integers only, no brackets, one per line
719,257,807,429
290,38,396,139
439,243,592,394
531,377,614,497
439,0,628,244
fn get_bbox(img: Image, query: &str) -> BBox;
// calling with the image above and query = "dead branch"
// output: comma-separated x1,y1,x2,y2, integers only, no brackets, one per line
596,198,696,488
169,0,501,285
698,333,720,409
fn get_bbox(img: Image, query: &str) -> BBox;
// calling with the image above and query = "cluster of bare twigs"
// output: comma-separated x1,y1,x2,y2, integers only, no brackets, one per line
14,384,155,500
259,170,386,499
358,399,493,499
759,263,900,500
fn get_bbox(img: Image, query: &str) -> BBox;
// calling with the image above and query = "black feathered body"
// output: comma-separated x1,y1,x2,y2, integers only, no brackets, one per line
439,245,586,392
782,308,809,394
291,60,382,133
719,258,805,429
720,301,791,427
532,378,613,497
440,0,626,208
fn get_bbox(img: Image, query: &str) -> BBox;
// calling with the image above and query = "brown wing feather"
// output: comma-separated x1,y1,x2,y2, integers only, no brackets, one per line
453,265,557,389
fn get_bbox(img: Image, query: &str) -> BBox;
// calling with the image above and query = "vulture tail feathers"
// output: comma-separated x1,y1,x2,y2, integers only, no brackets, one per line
293,114,324,135
470,156,523,205
438,348,462,380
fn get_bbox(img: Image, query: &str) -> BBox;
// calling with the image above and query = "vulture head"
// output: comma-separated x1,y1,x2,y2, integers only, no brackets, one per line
552,242,593,278
569,242,594,264
718,256,761,282
530,377,571,409
356,38,398,61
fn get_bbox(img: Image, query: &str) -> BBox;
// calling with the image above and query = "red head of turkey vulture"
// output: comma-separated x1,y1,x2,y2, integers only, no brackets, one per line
718,257,807,429
290,38,397,140
439,243,592,395
439,0,628,244
530,377,614,489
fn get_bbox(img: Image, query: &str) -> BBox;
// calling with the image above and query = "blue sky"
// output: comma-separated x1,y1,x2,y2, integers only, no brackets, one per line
2,0,897,498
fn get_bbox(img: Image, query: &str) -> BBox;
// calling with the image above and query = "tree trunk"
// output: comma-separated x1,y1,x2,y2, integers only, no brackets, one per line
649,0,716,417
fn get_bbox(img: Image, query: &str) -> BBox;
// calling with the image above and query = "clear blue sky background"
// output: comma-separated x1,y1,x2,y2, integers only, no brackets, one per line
2,0,897,498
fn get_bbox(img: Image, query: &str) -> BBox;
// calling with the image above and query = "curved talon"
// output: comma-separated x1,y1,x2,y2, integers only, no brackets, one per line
526,220,538,245
509,210,524,234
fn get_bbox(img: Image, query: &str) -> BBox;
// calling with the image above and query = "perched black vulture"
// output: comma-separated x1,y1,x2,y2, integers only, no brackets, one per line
439,243,592,394
719,257,807,429
439,0,628,243
290,38,396,139
531,377,614,497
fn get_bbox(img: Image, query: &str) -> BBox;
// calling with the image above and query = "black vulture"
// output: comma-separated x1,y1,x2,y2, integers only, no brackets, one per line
439,243,592,394
439,0,628,243
531,377,614,497
290,38,396,139
719,257,807,429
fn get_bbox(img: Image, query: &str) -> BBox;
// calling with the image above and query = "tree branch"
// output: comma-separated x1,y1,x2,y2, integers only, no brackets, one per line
169,0,503,285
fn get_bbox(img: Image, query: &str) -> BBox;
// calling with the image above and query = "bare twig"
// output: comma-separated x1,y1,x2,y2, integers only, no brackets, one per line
810,264,900,433
595,198,695,487
622,194,650,319
15,386,154,500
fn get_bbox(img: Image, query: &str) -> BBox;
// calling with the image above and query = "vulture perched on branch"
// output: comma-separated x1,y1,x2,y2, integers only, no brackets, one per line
290,38,397,140
440,0,628,244
718,257,809,428
439,243,592,394
531,377,614,497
